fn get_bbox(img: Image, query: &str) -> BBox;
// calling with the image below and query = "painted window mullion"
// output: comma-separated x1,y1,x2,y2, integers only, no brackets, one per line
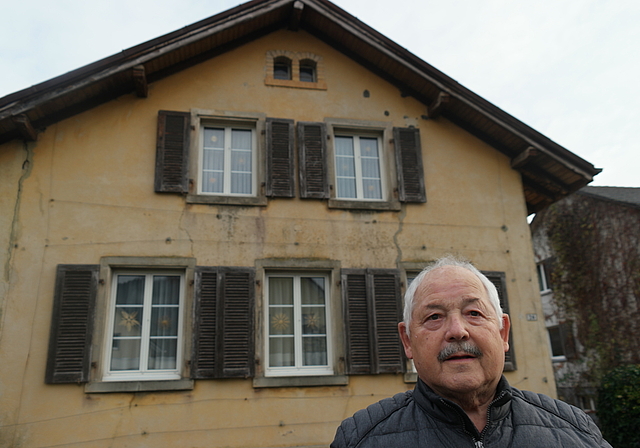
353,137,364,199
139,274,153,372
293,276,303,369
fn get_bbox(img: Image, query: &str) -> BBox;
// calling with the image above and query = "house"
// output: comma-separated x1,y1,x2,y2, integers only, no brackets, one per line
531,186,640,422
0,0,601,446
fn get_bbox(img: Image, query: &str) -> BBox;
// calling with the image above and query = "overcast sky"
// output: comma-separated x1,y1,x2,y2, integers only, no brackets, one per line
2,0,638,188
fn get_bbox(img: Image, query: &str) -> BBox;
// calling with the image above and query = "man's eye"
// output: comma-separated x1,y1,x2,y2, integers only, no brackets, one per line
427,314,441,321
469,310,481,317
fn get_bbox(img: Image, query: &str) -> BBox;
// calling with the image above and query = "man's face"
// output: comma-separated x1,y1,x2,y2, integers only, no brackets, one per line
399,266,510,402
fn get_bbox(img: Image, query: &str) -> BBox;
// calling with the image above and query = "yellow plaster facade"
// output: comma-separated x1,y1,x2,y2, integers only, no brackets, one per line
0,29,555,448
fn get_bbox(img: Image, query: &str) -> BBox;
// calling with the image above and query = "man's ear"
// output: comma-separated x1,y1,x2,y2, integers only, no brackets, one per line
398,322,413,359
500,314,511,352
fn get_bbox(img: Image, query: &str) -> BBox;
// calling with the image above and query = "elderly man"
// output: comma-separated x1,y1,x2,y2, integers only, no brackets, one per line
331,257,611,447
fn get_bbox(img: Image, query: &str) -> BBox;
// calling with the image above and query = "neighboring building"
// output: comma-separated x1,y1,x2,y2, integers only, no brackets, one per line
0,0,600,447
531,186,640,422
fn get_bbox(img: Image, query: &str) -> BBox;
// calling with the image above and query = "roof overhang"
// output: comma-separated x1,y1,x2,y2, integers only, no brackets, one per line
0,0,600,214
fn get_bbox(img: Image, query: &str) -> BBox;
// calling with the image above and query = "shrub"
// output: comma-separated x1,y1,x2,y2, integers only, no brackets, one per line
597,364,640,448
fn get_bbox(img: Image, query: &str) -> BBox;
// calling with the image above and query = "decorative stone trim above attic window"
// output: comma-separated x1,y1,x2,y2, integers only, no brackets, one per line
265,51,327,90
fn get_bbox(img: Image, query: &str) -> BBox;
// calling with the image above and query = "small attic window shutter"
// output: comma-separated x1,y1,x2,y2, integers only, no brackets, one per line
298,122,329,199
342,269,404,374
393,127,425,203
155,110,190,193
266,118,295,197
483,271,517,371
45,265,99,384
192,267,255,379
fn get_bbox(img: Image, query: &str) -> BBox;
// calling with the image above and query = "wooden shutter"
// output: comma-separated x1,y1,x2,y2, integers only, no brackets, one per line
298,122,329,198
155,110,190,193
560,321,577,360
266,118,295,197
192,267,255,379
483,271,517,371
45,265,99,384
342,269,404,374
393,127,426,203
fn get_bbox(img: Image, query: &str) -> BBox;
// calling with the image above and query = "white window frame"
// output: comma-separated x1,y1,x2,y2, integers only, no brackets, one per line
547,325,567,362
265,272,333,377
102,269,185,382
333,130,385,202
198,120,257,197
537,263,551,293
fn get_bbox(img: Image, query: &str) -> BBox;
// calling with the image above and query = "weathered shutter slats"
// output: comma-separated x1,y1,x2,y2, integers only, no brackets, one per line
220,269,255,377
45,265,99,384
483,271,517,371
343,272,372,374
298,122,329,198
192,267,255,379
394,127,426,203
343,269,404,374
155,110,190,193
266,118,295,197
371,272,404,373
192,268,218,379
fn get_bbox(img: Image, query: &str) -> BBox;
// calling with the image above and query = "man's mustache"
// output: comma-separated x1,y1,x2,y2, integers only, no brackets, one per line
437,342,483,362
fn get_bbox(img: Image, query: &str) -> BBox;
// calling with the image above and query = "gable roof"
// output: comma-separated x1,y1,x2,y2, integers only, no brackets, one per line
578,186,640,210
0,0,600,214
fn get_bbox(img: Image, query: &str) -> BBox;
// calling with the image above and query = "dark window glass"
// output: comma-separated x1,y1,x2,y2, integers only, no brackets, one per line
274,57,291,80
299,59,316,82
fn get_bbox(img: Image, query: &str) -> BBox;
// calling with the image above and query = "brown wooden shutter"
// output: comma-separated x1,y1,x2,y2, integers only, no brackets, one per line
155,110,190,193
560,321,577,360
298,122,328,198
393,127,426,203
342,269,404,374
483,271,517,371
266,118,295,197
45,265,99,384
342,271,372,374
192,267,255,379
370,270,404,373
192,267,218,379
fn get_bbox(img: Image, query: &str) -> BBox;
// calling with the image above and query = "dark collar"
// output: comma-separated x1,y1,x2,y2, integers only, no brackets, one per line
412,375,513,438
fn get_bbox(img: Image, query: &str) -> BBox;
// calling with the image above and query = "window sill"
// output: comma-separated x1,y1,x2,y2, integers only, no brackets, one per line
265,78,327,90
327,198,401,212
253,375,348,388
186,194,268,206
85,378,194,393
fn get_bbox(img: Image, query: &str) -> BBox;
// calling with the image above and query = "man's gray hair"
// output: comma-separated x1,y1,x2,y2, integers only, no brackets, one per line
403,256,504,335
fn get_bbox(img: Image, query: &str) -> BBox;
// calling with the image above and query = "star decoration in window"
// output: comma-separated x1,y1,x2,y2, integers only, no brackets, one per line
271,313,290,332
119,310,140,331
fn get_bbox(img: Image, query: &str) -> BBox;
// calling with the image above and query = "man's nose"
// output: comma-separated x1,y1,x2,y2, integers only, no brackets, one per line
444,313,470,341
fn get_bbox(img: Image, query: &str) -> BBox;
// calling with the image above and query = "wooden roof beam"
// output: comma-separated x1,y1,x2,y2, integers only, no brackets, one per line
133,65,148,98
289,1,304,31
427,92,449,118
11,114,37,141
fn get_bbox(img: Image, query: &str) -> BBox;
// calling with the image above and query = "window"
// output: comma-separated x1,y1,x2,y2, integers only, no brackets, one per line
547,322,576,361
548,326,565,358
156,110,297,206
536,259,554,293
273,56,292,80
299,59,316,82
103,271,184,381
46,261,257,391
266,273,332,376
199,123,256,196
265,51,327,90
334,133,384,201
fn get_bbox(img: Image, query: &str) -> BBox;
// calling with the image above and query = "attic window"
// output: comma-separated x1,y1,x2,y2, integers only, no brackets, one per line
274,57,292,80
265,51,327,90
299,59,316,82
